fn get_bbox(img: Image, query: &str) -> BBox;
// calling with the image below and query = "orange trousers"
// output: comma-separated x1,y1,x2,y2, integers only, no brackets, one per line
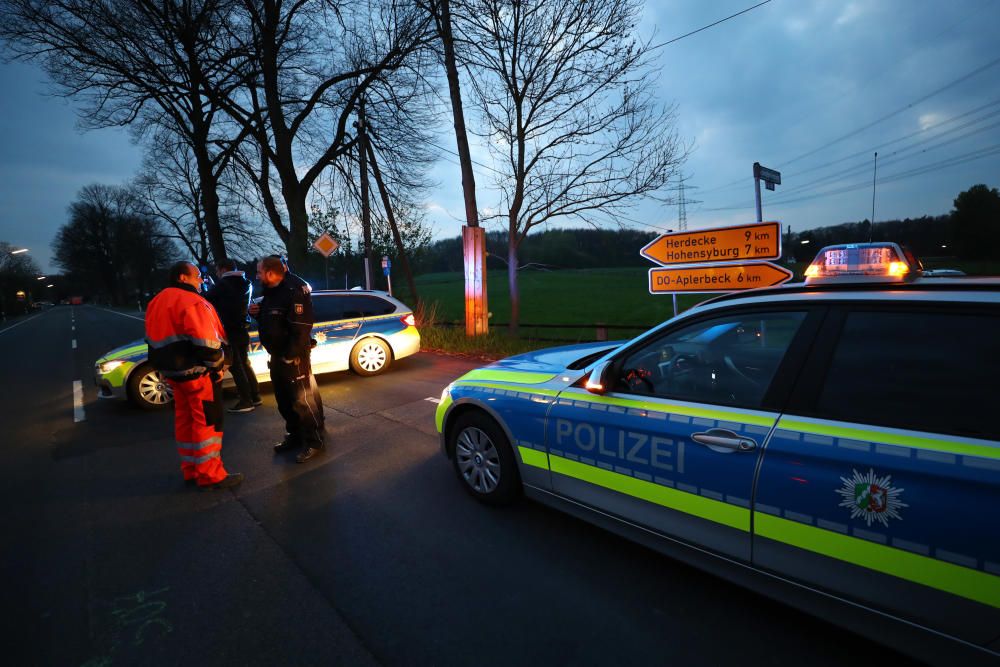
168,374,228,486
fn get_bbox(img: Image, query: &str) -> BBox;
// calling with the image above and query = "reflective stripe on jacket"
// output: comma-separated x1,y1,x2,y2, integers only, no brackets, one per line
145,284,228,381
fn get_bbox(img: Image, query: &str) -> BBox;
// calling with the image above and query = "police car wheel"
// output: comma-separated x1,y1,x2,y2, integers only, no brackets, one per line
450,413,520,505
350,338,391,376
127,363,174,410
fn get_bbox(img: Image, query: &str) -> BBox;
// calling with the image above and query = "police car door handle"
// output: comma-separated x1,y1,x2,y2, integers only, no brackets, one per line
691,429,757,453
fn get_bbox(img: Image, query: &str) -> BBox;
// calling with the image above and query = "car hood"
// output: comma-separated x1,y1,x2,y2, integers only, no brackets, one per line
471,340,622,380
97,338,148,364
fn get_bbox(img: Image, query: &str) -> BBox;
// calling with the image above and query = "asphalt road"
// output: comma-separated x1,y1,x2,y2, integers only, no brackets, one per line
1,305,919,666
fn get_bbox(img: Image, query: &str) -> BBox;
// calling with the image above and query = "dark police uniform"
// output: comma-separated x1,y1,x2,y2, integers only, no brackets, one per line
255,272,324,451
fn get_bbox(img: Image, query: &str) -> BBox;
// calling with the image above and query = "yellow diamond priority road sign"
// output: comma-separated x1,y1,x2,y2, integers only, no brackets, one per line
312,232,339,257
648,262,793,294
640,221,782,266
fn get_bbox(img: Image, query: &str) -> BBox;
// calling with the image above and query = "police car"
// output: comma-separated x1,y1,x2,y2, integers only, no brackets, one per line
95,290,420,409
435,243,999,665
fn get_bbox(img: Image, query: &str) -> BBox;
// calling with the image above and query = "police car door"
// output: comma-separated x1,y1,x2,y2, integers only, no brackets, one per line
311,295,360,371
753,302,1000,648
545,307,821,562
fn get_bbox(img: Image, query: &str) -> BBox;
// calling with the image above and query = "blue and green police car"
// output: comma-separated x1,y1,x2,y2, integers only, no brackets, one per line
95,290,420,409
436,243,1000,665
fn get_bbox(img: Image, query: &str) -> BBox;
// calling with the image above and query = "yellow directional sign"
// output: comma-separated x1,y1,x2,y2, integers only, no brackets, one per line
648,262,793,294
640,221,782,266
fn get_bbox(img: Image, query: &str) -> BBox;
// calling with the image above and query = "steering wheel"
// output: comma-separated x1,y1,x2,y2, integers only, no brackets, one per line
724,354,762,389
621,367,655,394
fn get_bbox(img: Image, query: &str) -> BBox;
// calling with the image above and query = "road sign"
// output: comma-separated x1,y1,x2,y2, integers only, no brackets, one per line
313,232,339,257
648,262,793,294
640,221,782,266
381,256,391,276
754,163,781,185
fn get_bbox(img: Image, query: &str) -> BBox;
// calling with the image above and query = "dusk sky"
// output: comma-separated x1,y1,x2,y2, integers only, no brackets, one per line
2,0,999,274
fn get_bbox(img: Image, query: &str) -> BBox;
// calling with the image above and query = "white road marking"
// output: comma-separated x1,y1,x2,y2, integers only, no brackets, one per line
89,305,145,322
424,397,441,404
73,380,86,423
72,325,75,332
72,339,77,349
0,311,46,336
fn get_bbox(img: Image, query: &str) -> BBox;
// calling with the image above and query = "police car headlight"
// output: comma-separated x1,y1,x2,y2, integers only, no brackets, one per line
98,360,126,374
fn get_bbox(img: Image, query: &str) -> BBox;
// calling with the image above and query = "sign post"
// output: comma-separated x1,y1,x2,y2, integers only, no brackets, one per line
312,232,340,290
753,162,781,222
381,256,392,296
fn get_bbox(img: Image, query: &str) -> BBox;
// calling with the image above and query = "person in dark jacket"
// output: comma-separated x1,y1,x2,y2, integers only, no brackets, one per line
249,255,325,463
206,258,262,413
145,261,242,490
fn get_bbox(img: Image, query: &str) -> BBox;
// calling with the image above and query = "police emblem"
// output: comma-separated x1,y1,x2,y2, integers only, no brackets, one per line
314,331,326,344
294,304,304,314
836,468,907,528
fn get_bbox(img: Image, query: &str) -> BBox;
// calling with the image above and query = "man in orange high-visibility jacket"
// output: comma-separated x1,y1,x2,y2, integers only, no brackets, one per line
145,261,243,491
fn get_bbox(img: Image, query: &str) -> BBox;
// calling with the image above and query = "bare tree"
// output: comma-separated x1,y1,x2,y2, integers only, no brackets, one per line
206,0,435,269
455,0,687,332
52,184,177,304
0,0,251,263
135,129,274,264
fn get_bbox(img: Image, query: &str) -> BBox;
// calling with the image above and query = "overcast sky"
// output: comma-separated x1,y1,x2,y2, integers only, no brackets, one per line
2,0,999,274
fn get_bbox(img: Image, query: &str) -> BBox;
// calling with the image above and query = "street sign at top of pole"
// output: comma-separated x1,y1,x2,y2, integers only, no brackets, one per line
753,163,781,185
313,232,340,257
640,221,782,266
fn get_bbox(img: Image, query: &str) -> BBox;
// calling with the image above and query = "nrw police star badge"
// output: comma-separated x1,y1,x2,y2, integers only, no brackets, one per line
836,468,907,528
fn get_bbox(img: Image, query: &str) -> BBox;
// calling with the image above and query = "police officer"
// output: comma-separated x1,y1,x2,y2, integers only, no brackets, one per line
250,255,325,463
206,258,262,413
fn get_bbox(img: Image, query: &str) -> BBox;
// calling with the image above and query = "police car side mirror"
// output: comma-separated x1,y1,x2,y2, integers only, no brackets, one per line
585,361,611,395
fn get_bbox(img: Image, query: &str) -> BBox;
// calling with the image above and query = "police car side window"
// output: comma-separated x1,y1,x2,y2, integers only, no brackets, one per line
312,295,342,323
815,310,1000,440
616,311,807,409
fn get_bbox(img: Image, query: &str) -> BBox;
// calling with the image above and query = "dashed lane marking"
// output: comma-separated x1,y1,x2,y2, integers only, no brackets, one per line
73,380,86,423
72,339,77,349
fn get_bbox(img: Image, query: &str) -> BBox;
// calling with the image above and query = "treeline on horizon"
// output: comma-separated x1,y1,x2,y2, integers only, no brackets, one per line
410,217,960,274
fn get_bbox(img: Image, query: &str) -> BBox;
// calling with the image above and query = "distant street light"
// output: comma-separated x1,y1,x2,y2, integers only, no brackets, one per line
37,276,46,280
941,244,948,249
46,284,54,288
10,248,29,255
800,239,811,245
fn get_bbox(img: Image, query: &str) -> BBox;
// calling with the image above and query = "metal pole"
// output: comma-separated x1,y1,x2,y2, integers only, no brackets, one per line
325,255,329,290
386,272,393,297
754,177,763,223
672,293,678,318
870,152,878,242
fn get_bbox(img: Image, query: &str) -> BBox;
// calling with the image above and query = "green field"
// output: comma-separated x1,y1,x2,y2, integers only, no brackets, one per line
399,257,1000,346
400,267,719,341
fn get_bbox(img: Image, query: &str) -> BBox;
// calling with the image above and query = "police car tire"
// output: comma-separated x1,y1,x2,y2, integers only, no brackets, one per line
450,412,521,506
350,337,392,376
127,363,174,410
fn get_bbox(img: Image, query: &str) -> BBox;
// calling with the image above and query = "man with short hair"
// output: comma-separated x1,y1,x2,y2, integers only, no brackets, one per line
250,256,325,463
206,258,262,413
145,261,243,490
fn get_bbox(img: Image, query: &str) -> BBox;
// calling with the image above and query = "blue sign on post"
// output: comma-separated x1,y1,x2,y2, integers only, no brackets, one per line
381,256,391,276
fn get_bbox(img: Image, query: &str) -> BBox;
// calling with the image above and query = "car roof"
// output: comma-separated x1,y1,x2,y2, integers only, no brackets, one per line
695,277,1000,310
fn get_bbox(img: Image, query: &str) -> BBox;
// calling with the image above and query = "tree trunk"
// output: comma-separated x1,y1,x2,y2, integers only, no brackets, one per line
508,238,520,335
436,0,488,334
285,190,310,270
366,141,419,306
191,142,227,263
358,98,374,289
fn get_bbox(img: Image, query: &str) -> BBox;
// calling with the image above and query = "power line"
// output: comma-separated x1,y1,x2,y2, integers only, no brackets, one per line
703,142,1000,211
649,1,773,51
780,54,1000,168
698,55,1000,195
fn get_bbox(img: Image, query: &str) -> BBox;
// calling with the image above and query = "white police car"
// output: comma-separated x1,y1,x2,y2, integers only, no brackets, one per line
436,243,1000,665
95,290,420,409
